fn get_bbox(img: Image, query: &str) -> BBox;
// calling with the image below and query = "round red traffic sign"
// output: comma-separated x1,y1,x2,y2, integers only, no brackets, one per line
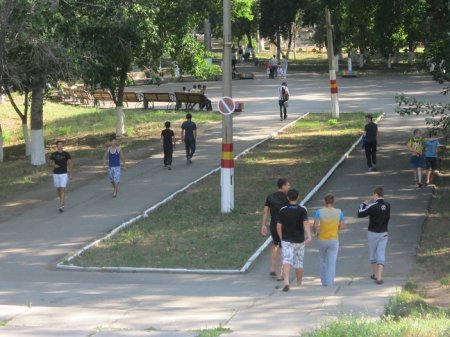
217,96,235,116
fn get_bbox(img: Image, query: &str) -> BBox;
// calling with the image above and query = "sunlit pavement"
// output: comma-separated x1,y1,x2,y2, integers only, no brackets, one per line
0,72,445,336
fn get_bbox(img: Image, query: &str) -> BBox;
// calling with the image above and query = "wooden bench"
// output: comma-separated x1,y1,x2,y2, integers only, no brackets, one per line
127,71,149,86
142,92,175,109
174,92,210,110
93,90,114,107
123,92,143,108
73,89,95,106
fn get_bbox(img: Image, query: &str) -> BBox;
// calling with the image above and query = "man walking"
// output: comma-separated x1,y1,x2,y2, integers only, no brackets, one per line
313,194,345,287
364,114,378,171
278,82,290,121
357,187,391,285
181,113,197,164
269,55,278,79
280,55,288,79
277,189,312,292
161,121,176,170
261,178,290,280
48,140,73,213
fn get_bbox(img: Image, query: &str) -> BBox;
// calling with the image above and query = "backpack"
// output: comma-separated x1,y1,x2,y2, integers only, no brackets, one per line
281,86,289,101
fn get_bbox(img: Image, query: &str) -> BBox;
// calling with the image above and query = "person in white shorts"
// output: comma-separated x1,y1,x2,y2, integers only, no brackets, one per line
277,189,312,292
48,140,73,212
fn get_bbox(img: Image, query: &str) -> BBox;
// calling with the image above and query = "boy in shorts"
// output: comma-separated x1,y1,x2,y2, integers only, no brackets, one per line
48,140,73,212
261,178,290,280
424,136,442,185
277,189,312,292
103,135,126,198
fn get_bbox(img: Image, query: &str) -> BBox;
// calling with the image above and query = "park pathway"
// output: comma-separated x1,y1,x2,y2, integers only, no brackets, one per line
0,73,445,337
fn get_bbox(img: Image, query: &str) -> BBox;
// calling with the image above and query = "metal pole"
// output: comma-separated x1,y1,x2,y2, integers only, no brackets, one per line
325,7,340,118
221,0,234,213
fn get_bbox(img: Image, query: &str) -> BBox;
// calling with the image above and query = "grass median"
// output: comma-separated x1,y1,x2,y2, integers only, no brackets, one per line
72,112,376,269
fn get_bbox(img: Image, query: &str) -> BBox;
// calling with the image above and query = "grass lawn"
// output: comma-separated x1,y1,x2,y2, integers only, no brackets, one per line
0,96,220,198
72,112,377,269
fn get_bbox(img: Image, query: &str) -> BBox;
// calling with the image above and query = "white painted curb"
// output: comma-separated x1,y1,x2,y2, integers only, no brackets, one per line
57,112,383,274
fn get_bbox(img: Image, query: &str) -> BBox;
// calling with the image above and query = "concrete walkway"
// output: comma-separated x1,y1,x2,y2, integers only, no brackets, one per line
0,73,445,337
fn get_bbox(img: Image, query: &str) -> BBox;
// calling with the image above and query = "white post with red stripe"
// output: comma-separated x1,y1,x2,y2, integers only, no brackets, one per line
221,0,234,213
326,7,340,118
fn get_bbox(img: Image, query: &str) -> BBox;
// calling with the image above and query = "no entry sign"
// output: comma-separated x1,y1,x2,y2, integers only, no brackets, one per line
217,96,235,116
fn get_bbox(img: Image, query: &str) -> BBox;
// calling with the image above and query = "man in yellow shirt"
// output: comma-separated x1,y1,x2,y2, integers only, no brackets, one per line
313,194,345,287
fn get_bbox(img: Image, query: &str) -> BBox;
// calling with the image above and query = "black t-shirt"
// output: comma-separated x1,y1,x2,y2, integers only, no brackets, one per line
278,204,308,243
50,151,71,174
365,122,378,142
265,191,289,227
161,129,175,148
181,120,197,140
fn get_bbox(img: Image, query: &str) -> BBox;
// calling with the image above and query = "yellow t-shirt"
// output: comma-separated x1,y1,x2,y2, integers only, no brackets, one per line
314,207,344,240
407,137,424,156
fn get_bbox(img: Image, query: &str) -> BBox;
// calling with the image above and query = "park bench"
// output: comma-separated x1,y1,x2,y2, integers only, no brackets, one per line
238,72,255,80
62,87,77,104
127,71,149,86
73,89,95,106
174,92,210,110
93,90,114,107
123,91,143,108
142,92,175,109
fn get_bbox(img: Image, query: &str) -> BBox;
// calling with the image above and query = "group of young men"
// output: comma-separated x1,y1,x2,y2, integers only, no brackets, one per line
48,113,197,210
261,178,390,291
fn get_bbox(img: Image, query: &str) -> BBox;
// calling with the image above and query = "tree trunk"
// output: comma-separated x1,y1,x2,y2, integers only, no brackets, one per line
23,123,31,156
387,55,393,69
30,75,46,166
245,31,252,49
408,51,415,64
0,123,3,162
115,62,128,136
358,53,364,68
276,31,281,59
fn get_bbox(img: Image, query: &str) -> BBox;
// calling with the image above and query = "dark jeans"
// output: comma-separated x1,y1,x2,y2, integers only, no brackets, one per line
184,138,196,159
365,140,377,168
163,147,173,166
269,66,277,78
199,99,212,111
278,100,287,118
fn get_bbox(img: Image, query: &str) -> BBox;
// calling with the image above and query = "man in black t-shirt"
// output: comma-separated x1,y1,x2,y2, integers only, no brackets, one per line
261,178,290,280
161,121,176,170
181,113,197,164
48,140,73,213
277,189,312,291
364,114,378,171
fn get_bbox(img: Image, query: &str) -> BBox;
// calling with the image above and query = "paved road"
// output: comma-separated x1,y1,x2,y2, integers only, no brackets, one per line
0,73,444,337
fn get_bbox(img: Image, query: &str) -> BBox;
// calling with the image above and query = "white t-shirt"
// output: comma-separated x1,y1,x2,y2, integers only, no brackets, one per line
278,85,290,100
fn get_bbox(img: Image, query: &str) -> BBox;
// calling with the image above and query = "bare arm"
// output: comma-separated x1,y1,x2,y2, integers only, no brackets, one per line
120,149,127,169
67,159,73,179
338,220,345,230
103,149,108,168
304,220,312,244
276,222,282,241
313,219,320,235
261,206,269,236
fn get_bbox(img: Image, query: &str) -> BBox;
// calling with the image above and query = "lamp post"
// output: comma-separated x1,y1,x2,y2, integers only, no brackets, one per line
221,0,234,213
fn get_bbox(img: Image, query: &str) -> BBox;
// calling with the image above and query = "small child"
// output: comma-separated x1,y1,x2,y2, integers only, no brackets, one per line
424,133,443,185
103,135,126,198
161,121,176,170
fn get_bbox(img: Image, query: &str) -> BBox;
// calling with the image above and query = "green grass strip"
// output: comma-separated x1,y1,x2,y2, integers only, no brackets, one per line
73,113,377,269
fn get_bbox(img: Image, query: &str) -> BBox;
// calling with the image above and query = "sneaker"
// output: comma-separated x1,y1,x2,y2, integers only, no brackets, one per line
418,182,423,188
284,115,287,120
368,167,373,172
282,285,290,292
59,206,64,213
370,274,377,281
269,272,276,277
168,166,172,170
376,279,384,285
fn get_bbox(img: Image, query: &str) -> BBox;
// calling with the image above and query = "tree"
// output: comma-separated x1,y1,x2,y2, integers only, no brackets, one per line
2,0,71,165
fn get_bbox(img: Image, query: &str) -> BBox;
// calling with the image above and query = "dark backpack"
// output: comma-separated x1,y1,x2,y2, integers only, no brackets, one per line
281,86,289,101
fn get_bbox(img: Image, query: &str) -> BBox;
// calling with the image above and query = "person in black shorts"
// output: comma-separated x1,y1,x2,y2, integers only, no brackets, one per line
48,140,73,213
277,189,311,292
181,113,197,164
261,178,290,280
364,114,378,171
161,121,176,170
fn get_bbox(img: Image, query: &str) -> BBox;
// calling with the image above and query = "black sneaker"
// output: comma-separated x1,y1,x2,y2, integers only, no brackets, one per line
168,166,172,170
59,206,64,213
282,285,290,292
